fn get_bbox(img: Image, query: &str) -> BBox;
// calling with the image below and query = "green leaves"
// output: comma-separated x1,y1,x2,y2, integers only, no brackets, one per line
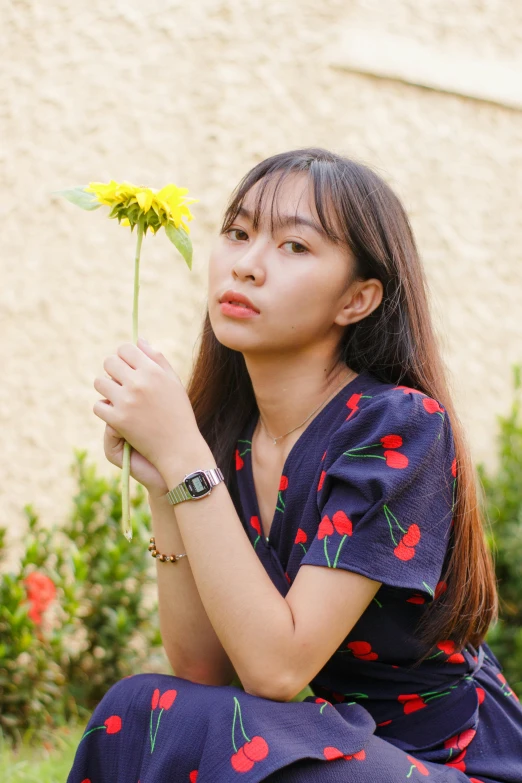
480,363,522,698
0,449,166,750
53,186,101,211
165,221,193,270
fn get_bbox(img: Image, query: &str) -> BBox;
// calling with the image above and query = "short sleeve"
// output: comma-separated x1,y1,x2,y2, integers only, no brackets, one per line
300,386,456,602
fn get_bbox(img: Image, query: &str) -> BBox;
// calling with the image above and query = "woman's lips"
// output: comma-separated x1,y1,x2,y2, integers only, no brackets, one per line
220,302,260,318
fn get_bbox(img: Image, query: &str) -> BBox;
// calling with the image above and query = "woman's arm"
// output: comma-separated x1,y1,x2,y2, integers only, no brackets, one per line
156,439,383,703
149,492,237,687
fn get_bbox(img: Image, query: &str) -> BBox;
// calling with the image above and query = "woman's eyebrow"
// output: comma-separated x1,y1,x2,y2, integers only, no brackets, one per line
236,206,333,242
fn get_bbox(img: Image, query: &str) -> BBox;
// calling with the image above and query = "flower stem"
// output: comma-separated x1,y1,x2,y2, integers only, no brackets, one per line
121,218,144,541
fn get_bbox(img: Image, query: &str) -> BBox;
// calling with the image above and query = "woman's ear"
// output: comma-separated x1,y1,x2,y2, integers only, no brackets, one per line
334,278,384,327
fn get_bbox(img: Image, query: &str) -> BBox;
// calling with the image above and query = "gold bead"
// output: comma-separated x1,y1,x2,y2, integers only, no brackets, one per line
158,554,166,562
149,537,155,544
151,550,158,557
148,544,155,551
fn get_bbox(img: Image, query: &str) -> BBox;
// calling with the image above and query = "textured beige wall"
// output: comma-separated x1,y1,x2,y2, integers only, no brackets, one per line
2,0,521,564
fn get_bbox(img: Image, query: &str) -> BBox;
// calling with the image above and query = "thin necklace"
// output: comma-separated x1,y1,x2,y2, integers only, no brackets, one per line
258,368,356,445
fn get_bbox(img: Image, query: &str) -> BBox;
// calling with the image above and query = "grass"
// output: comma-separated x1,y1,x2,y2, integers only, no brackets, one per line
0,723,86,783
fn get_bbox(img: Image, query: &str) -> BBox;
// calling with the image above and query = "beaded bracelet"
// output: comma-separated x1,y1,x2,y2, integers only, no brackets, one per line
148,536,188,564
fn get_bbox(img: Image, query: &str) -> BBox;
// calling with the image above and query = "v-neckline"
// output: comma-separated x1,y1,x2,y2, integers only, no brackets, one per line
243,369,368,549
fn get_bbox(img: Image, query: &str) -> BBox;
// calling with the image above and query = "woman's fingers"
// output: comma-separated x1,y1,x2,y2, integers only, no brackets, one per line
106,423,122,439
103,354,132,385
93,374,121,402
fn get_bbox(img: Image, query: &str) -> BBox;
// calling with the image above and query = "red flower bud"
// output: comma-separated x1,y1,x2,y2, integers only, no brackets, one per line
159,689,177,710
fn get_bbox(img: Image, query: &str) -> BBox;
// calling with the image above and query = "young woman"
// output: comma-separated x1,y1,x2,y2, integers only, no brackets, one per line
68,148,522,782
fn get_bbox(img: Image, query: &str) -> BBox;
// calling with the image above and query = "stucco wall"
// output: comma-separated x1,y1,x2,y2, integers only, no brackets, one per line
2,0,521,565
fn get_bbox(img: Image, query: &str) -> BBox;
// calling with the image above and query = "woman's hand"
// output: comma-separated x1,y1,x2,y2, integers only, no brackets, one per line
93,337,204,479
103,422,169,499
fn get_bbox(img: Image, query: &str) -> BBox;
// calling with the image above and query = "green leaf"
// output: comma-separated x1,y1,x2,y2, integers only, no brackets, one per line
164,222,193,271
53,186,101,211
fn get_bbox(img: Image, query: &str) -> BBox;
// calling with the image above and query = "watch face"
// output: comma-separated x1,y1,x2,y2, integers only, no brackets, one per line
185,472,211,498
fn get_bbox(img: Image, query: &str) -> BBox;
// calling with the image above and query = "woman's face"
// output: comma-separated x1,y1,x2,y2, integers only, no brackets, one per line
207,172,365,360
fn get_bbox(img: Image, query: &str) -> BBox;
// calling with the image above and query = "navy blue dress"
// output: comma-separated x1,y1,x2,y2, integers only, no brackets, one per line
67,369,522,783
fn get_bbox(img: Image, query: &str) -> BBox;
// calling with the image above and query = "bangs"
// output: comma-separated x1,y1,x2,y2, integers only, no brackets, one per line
220,165,346,247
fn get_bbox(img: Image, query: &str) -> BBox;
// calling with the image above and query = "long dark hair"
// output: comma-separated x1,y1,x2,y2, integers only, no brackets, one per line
186,147,498,659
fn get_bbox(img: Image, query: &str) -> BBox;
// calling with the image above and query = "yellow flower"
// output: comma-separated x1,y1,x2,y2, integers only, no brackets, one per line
56,179,199,269
83,179,199,237
55,175,199,542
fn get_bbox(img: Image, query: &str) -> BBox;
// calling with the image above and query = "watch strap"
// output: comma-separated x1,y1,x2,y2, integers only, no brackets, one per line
165,482,193,505
165,467,224,505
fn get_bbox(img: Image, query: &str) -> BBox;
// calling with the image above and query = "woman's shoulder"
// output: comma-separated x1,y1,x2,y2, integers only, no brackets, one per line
326,371,454,466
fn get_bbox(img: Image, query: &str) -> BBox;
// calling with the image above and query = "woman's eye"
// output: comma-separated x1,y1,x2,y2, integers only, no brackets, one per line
225,229,308,255
225,228,248,241
283,241,308,254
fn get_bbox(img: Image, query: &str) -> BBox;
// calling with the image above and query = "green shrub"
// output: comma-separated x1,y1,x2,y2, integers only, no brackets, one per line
0,450,165,748
0,570,67,746
481,365,522,697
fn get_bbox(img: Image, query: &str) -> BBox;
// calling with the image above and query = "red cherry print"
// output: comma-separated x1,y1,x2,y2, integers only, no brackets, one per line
476,686,486,705
402,524,421,547
469,780,486,783
434,581,447,599
279,475,289,491
437,640,455,654
321,450,327,461
332,510,353,536
347,641,378,660
189,771,198,782
406,755,430,776
295,528,307,544
343,749,366,761
393,540,415,561
346,392,362,410
423,398,444,415
447,652,466,664
318,514,334,539
284,571,291,583
231,746,255,772
331,691,345,702
317,470,326,491
81,780,92,783
151,688,160,710
347,641,372,656
445,748,466,771
398,694,427,714
377,719,393,727
497,672,507,684
235,449,244,470
250,516,261,536
243,735,269,761
444,728,476,751
384,450,409,469
451,458,457,477
407,593,425,604
323,746,344,761
104,715,122,734
381,434,403,448
159,689,177,710
394,386,424,395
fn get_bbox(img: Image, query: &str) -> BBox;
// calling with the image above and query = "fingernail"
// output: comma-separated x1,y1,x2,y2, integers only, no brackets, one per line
139,336,150,345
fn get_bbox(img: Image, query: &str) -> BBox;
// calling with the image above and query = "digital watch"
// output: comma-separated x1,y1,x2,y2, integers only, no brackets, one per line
164,468,224,506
